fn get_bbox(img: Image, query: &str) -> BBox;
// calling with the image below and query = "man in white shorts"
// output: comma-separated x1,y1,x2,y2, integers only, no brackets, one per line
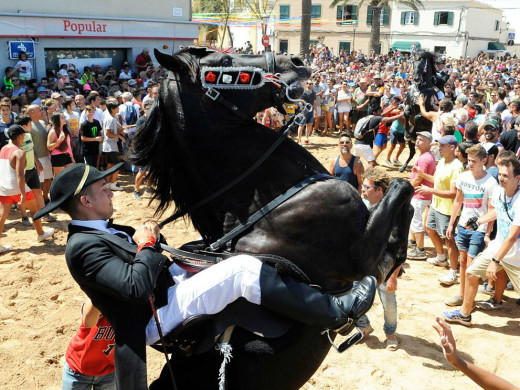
407,132,436,260
443,151,520,326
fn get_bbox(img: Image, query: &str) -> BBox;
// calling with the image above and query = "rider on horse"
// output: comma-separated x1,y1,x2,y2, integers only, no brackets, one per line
33,163,377,390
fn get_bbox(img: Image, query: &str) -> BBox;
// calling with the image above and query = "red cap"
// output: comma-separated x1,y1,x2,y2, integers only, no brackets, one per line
136,78,143,83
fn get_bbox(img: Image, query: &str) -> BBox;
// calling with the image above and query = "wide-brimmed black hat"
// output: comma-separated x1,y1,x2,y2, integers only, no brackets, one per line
33,162,124,220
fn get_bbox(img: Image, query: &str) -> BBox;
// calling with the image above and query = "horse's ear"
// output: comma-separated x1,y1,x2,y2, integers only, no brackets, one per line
186,46,212,58
154,49,182,71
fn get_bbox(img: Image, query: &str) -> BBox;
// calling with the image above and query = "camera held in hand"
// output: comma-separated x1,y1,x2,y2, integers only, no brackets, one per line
465,217,479,231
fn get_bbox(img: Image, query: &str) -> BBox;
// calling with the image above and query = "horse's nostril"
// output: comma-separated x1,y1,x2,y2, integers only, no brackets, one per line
291,56,304,67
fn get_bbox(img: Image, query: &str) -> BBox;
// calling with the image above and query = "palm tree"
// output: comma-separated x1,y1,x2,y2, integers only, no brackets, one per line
300,0,312,57
330,0,423,55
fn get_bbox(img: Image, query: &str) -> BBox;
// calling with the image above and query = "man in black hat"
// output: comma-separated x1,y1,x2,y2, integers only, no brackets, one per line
34,163,376,390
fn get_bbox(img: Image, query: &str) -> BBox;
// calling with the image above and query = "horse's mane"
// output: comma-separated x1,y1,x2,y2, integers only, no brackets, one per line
130,51,203,218
130,47,248,221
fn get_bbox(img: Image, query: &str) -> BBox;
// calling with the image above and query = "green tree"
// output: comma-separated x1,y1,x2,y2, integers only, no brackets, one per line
330,0,423,55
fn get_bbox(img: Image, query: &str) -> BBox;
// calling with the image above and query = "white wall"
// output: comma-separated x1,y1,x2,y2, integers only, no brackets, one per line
1,0,192,21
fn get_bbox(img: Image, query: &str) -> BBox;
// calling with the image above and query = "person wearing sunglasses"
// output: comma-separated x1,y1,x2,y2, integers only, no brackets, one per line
327,133,363,193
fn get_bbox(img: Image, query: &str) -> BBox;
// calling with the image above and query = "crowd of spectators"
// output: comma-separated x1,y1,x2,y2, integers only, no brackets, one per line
2,43,520,388
0,49,161,256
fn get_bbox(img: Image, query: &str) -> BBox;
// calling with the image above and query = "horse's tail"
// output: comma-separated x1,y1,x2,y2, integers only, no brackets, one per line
357,179,414,283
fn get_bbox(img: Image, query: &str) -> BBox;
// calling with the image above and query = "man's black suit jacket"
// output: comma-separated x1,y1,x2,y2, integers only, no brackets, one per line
65,223,173,390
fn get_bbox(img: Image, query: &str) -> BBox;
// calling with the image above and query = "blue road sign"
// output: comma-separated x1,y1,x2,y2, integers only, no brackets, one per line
8,41,35,60
508,33,515,41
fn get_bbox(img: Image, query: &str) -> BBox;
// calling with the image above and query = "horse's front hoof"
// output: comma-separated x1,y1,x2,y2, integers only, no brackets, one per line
398,165,407,173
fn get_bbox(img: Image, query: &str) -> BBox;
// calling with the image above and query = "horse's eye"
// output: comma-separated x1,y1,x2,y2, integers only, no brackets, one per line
222,57,232,67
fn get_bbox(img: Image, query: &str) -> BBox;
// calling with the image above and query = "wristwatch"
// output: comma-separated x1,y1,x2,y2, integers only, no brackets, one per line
492,258,501,264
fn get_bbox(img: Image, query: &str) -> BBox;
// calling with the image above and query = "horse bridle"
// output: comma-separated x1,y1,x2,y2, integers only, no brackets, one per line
160,52,312,229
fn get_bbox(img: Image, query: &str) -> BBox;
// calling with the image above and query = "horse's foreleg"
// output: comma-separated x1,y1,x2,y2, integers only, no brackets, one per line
399,108,413,173
399,140,416,173
352,179,414,283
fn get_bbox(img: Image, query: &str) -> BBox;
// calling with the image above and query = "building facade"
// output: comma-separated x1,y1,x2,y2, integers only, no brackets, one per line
391,0,510,58
275,2,392,55
274,0,513,57
0,0,198,80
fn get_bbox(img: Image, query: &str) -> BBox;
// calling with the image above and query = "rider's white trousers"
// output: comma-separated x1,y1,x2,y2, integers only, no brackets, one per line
145,255,262,345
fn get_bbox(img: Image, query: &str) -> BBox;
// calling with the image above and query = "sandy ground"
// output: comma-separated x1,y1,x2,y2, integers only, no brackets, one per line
0,134,519,390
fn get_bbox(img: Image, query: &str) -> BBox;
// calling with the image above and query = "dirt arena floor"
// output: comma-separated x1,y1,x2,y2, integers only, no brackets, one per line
0,133,518,389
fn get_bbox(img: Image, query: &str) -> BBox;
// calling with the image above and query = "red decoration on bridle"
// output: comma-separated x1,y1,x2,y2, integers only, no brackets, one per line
205,71,217,83
239,72,251,83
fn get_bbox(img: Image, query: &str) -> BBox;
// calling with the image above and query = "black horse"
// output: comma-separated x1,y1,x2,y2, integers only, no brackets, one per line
399,50,439,172
133,47,414,390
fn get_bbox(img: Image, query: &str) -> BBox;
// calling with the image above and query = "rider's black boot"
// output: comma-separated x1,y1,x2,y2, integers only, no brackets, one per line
259,264,377,336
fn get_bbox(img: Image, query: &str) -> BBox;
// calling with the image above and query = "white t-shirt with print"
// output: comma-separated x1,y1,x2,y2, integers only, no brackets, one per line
456,171,498,232
488,187,520,266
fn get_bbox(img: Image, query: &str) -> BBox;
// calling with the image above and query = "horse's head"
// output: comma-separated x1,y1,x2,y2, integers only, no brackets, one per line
413,50,437,88
154,47,311,117
133,47,312,221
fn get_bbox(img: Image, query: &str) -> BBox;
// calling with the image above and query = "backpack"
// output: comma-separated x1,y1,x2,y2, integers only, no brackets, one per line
124,104,138,126
353,115,374,139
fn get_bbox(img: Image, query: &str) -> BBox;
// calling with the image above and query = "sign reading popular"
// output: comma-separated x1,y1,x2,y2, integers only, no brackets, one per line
63,19,108,35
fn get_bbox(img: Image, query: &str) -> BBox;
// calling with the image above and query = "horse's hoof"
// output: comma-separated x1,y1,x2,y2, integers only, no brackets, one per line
398,165,407,173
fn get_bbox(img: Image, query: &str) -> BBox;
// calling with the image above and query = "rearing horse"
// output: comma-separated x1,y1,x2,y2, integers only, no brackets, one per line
399,50,439,172
133,47,414,390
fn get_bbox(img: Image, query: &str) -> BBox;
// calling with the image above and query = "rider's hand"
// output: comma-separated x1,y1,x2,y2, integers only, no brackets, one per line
133,220,160,246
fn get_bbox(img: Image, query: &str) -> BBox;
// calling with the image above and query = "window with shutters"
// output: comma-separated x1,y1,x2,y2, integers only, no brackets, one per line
337,5,357,25
279,5,290,21
434,11,454,26
367,6,390,26
311,5,321,25
494,20,499,31
311,5,321,19
405,11,415,25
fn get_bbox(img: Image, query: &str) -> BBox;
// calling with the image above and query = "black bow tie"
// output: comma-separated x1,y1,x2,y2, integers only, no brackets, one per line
107,218,114,228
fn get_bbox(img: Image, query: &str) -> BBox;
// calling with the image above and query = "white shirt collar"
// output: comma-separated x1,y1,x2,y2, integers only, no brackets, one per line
70,219,109,232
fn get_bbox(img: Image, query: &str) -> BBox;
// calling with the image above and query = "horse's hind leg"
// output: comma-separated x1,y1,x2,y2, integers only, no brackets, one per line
399,140,415,173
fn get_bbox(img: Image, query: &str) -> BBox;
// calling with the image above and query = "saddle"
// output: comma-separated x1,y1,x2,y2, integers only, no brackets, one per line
151,241,311,358
150,298,293,358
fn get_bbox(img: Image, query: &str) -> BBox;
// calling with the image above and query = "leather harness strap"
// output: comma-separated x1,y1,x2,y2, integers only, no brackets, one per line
209,173,330,252
159,173,331,261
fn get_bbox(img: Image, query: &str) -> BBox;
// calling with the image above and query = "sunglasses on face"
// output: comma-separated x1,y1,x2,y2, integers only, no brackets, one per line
339,140,352,145
362,184,380,190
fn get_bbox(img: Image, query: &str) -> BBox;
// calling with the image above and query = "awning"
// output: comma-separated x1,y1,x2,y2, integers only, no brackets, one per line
488,42,506,51
392,41,421,52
